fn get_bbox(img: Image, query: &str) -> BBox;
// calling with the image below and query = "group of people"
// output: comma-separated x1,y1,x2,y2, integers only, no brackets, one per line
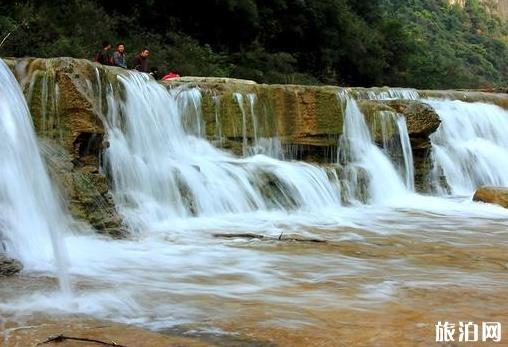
95,41,151,74
95,41,180,80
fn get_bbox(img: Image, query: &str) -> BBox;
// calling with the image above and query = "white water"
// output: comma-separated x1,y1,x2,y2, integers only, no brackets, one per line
3,69,508,338
0,60,71,293
103,73,343,231
234,93,250,156
428,100,508,195
362,87,419,101
337,92,409,203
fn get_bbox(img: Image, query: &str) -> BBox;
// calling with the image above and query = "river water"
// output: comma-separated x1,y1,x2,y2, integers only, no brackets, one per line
1,66,507,346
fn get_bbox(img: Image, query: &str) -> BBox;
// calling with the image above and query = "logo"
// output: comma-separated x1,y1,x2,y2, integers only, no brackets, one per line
436,321,502,343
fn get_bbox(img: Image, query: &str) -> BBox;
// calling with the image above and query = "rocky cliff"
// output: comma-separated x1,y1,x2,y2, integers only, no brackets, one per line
449,0,508,20
5,57,125,237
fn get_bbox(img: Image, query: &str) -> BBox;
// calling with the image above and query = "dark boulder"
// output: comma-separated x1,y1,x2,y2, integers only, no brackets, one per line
0,254,23,276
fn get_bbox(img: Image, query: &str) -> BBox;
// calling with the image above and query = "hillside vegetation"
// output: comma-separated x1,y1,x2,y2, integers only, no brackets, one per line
1,0,507,88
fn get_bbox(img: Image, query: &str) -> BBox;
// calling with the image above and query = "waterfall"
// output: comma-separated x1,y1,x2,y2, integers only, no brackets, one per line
103,73,342,231
337,92,409,203
5,64,508,333
0,60,71,293
234,93,250,156
233,92,285,159
176,87,204,137
367,111,415,192
256,137,285,160
428,99,508,195
396,117,415,191
358,87,420,101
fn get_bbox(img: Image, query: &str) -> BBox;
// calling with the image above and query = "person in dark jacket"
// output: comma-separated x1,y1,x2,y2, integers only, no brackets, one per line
95,41,112,65
132,48,150,72
112,42,127,68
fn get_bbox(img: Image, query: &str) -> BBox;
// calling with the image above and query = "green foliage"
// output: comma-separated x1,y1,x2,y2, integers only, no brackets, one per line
385,0,508,88
1,0,507,88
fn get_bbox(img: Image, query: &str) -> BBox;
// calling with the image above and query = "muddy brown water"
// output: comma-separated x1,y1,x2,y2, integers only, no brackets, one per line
1,207,508,346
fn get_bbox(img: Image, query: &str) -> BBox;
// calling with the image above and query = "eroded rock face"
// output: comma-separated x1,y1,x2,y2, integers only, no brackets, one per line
39,139,126,238
357,99,441,146
164,78,444,169
0,254,22,276
169,79,344,149
449,0,508,20
383,100,440,138
473,186,508,208
8,58,126,238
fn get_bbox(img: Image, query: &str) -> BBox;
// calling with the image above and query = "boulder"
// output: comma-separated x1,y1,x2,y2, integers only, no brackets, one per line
0,254,22,276
473,186,508,208
383,100,441,138
358,99,441,152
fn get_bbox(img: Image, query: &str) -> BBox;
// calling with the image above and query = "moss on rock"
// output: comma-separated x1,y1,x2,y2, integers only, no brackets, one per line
12,58,126,238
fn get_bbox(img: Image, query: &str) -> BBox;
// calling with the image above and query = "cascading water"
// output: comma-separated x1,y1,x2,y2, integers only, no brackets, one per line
361,87,420,101
0,60,71,293
367,110,415,192
428,99,508,195
233,92,285,159
234,93,250,156
337,91,409,203
3,64,508,343
102,75,415,228
103,73,343,230
396,116,415,191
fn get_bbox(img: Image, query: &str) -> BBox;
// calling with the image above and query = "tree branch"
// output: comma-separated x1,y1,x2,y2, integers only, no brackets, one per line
0,19,28,49
0,32,12,49
37,334,127,347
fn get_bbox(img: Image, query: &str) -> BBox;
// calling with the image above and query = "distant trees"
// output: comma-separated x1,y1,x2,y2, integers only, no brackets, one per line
1,0,507,88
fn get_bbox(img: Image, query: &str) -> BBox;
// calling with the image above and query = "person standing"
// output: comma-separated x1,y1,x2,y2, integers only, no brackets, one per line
95,41,112,65
132,48,150,73
112,42,127,68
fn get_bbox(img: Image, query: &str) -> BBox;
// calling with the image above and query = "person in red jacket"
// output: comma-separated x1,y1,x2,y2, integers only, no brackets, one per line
162,71,180,80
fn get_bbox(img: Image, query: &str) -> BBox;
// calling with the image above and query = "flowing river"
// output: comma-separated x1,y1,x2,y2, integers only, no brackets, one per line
1,61,507,346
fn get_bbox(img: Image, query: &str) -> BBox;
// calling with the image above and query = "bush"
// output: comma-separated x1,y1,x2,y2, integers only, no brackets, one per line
1,0,507,88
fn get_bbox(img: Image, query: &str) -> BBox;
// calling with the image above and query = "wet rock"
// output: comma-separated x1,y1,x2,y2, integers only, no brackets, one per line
39,139,126,238
360,100,440,193
164,78,343,150
256,170,299,209
3,57,15,71
0,254,22,276
358,99,440,150
80,165,99,175
165,80,440,156
8,58,126,238
473,186,508,208
383,100,441,138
